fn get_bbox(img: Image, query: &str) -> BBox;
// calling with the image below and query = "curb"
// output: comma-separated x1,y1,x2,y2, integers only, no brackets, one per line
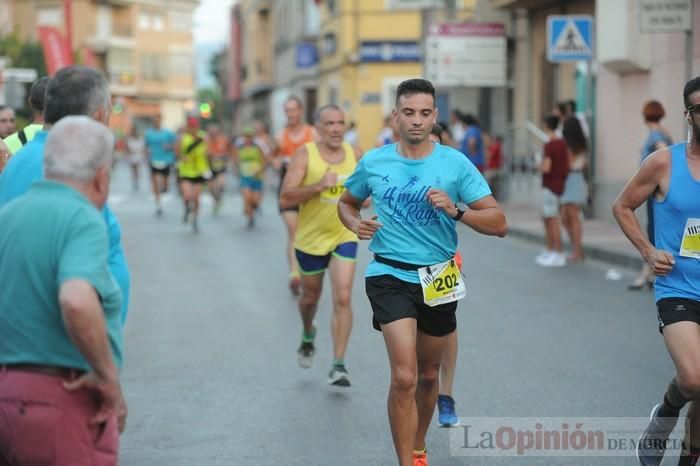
507,226,645,270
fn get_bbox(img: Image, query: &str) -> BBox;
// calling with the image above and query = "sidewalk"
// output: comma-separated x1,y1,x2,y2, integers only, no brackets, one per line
503,203,644,270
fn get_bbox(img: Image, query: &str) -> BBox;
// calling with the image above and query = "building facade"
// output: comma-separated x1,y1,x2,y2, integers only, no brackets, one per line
491,0,699,223
316,0,425,149
9,0,198,133
269,0,321,134
237,0,275,129
594,0,700,222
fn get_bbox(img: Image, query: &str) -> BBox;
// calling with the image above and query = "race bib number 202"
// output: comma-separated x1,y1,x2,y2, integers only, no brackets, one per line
418,258,466,307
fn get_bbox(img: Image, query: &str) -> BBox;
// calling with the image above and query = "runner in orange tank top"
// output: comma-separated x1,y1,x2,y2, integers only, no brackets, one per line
275,96,316,296
206,124,231,214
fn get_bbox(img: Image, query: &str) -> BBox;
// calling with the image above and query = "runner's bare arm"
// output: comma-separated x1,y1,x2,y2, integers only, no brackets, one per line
174,136,182,161
338,191,382,240
279,146,328,209
254,143,267,178
352,145,364,161
462,195,507,237
540,155,552,173
613,149,675,273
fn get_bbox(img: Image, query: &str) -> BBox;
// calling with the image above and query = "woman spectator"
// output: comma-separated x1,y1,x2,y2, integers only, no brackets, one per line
560,117,588,262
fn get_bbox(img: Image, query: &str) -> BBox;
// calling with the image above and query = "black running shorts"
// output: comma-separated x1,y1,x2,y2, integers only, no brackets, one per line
150,164,171,176
365,274,457,337
180,176,206,184
657,298,700,334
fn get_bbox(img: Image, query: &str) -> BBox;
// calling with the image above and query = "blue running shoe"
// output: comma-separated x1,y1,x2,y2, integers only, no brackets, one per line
437,394,459,427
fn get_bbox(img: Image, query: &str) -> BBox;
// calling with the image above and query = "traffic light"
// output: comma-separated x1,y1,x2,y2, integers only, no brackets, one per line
199,102,211,119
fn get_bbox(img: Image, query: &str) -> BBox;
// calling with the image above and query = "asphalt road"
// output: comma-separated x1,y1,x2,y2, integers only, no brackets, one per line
112,163,675,466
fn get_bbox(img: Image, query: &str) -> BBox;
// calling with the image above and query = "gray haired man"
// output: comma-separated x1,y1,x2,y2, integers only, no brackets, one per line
0,116,125,465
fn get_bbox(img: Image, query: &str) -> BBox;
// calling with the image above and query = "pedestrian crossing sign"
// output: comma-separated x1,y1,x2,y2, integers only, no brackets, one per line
547,15,593,62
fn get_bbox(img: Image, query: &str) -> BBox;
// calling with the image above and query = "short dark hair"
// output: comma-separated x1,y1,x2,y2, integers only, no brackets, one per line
314,104,343,123
642,100,665,122
462,113,479,127
28,76,50,113
430,123,444,143
43,66,110,124
567,99,577,113
544,114,560,131
395,79,435,106
437,121,452,138
0,104,10,113
562,116,587,155
683,76,700,108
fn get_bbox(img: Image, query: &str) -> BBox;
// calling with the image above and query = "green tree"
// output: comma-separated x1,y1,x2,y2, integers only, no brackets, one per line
0,34,47,119
0,34,47,76
208,48,227,93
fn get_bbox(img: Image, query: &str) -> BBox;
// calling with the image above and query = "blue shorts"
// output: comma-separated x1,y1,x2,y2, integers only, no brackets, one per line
295,242,358,275
240,176,263,192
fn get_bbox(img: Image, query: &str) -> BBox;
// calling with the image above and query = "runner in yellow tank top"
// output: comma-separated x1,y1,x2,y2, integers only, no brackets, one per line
176,117,211,233
280,105,362,386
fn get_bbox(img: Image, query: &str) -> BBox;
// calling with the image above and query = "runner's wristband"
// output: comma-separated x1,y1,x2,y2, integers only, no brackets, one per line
452,208,465,221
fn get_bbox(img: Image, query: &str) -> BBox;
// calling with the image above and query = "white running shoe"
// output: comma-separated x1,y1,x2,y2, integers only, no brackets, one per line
535,250,551,263
538,252,566,267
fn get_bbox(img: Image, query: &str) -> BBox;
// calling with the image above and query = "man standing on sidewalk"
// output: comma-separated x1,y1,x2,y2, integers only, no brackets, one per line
613,76,700,466
339,79,507,466
0,117,126,464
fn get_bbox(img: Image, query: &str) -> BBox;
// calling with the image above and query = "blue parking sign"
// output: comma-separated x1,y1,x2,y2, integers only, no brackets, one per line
547,15,593,62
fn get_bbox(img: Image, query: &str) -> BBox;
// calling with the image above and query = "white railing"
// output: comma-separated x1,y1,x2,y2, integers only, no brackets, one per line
500,121,548,205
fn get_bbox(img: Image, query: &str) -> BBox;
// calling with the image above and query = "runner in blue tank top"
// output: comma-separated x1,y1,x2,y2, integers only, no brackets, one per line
614,77,700,466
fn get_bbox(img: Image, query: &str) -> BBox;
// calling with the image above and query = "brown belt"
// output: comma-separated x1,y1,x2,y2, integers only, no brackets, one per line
1,363,85,379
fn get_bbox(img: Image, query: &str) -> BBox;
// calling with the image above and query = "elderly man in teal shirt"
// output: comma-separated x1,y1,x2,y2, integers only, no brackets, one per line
0,116,126,465
0,65,131,325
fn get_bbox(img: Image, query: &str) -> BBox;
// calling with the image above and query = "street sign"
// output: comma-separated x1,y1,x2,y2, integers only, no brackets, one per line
639,0,692,33
547,15,593,63
359,41,421,63
295,43,318,69
425,22,507,88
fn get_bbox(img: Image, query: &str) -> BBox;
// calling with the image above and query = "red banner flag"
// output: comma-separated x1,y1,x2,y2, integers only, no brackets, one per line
82,47,96,68
38,26,74,75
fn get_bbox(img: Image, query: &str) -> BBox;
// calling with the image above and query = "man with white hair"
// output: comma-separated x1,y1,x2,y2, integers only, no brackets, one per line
0,65,131,325
0,116,125,465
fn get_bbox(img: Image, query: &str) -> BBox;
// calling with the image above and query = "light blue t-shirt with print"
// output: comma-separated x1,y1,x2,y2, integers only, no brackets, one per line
145,128,177,166
0,131,131,325
344,142,491,283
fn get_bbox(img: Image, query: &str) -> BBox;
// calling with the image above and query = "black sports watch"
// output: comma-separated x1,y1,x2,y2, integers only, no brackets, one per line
452,207,465,221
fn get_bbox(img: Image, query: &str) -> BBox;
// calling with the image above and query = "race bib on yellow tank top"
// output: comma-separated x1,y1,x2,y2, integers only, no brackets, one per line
320,174,348,204
417,258,466,307
680,218,700,259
